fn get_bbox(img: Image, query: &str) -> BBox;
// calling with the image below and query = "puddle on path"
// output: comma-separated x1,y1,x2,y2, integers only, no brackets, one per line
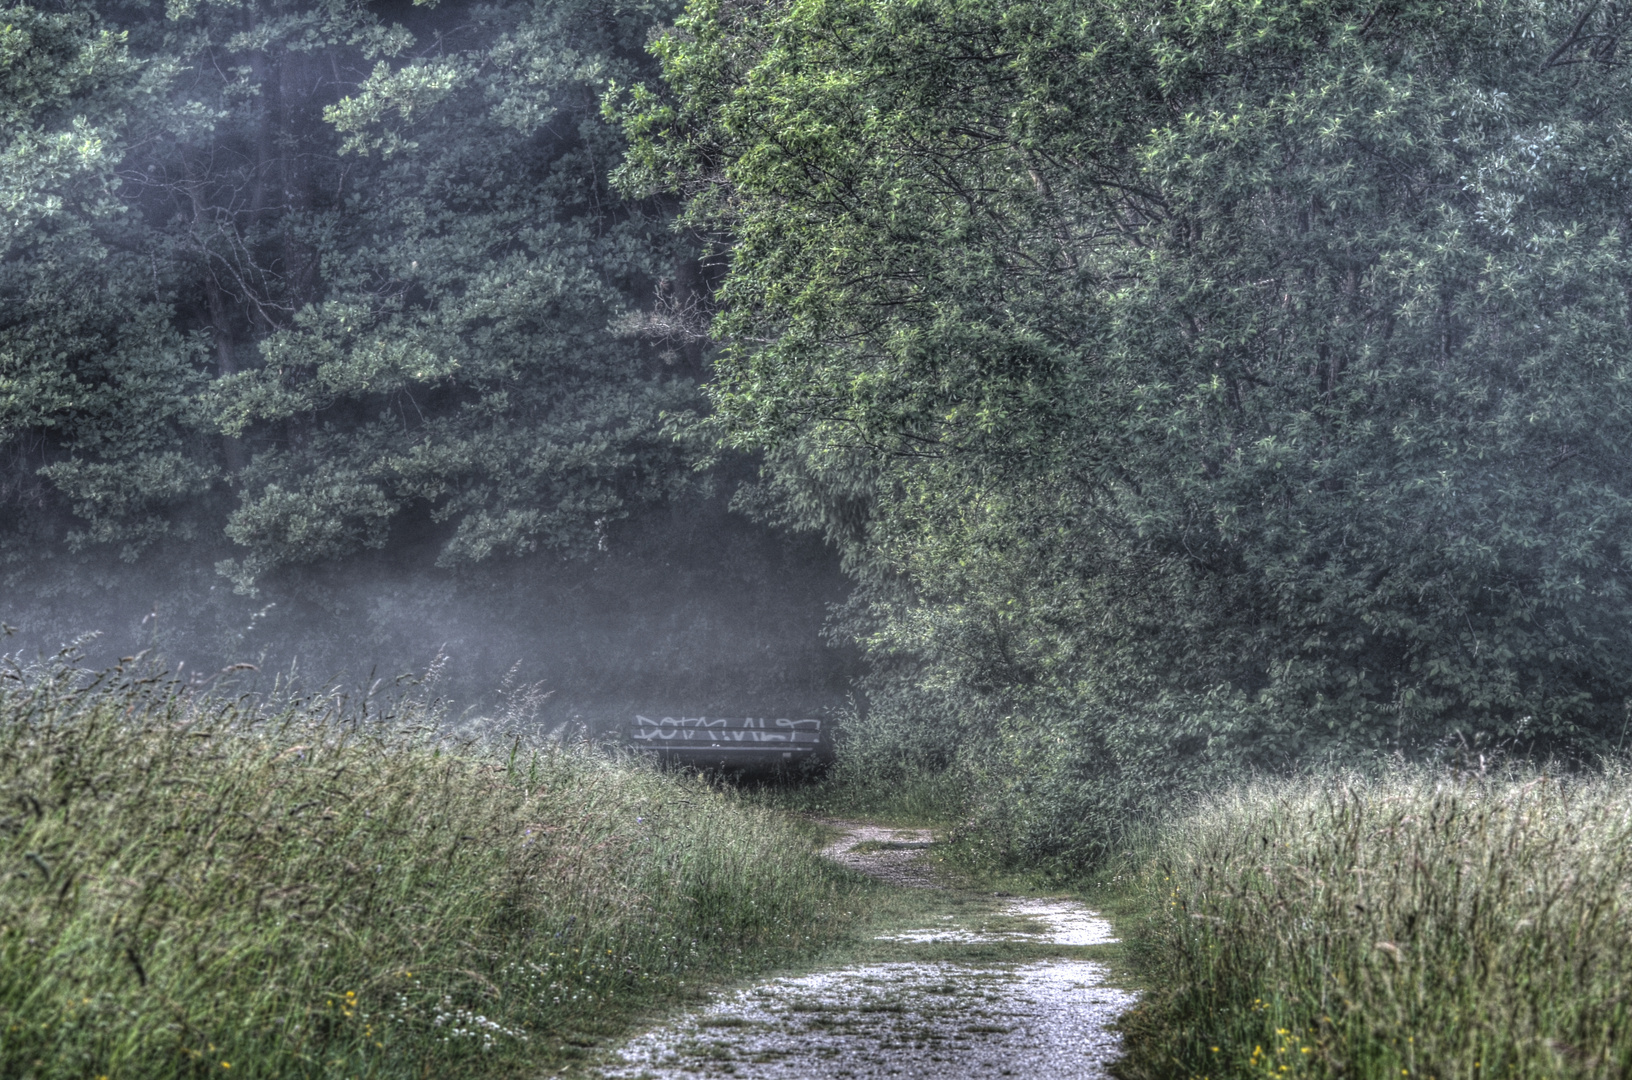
875,898,1120,946
821,823,938,888
598,820,1135,1079
602,960,1136,1079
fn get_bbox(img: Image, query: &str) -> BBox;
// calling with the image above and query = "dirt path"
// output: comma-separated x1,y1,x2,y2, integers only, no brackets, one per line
598,820,1136,1079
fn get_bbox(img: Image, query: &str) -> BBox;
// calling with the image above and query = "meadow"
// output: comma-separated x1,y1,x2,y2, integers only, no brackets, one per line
1113,768,1632,1080
14,648,1632,1080
0,657,865,1079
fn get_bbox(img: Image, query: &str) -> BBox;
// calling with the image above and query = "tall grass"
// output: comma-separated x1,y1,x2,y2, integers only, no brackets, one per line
1119,768,1632,1080
0,657,863,1079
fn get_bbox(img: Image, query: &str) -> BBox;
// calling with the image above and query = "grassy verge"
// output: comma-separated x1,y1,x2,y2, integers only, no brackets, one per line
749,768,971,828
788,753,1632,1079
1116,768,1632,1080
750,770,1155,992
0,659,867,1079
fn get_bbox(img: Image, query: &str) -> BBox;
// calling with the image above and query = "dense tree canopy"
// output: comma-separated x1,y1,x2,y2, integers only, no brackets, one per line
622,0,1632,860
4,0,696,580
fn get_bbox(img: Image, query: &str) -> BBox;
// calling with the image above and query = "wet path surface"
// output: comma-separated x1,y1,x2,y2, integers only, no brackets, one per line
598,822,1136,1079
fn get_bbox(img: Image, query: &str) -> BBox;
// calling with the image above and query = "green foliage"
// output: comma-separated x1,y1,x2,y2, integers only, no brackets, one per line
0,657,863,1078
0,3,206,560
1122,768,1632,1080
1,0,703,588
627,0,1632,864
198,0,701,586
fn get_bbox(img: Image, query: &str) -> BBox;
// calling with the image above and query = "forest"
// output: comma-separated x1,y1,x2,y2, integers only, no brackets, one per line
619,0,1632,863
0,0,857,720
7,0,1632,1076
12,0,1632,839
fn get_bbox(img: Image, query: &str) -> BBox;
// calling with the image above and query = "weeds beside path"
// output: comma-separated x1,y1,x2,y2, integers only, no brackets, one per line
0,661,866,1080
1116,769,1632,1080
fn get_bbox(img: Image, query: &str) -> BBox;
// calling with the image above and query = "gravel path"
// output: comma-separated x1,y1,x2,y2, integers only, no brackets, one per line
599,820,1135,1079
820,822,938,888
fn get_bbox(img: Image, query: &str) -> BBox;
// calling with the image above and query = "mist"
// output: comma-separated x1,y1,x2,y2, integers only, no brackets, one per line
2,485,858,735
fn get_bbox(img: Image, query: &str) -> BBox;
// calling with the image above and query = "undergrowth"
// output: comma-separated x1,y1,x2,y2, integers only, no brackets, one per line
1118,768,1632,1080
754,767,970,827
0,657,865,1079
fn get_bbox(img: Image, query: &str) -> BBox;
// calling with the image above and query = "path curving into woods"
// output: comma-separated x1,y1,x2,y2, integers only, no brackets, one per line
598,821,1136,1079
